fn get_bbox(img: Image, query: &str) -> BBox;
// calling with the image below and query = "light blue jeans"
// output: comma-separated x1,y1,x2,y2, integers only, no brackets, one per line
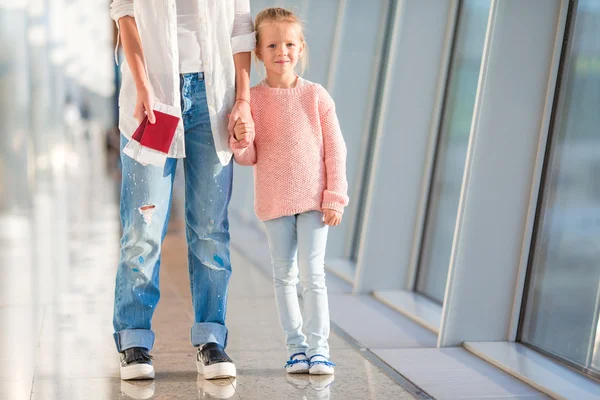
113,72,233,352
263,210,331,359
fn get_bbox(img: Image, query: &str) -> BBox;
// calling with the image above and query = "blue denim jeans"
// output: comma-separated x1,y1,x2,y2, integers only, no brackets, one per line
113,72,233,352
263,211,331,359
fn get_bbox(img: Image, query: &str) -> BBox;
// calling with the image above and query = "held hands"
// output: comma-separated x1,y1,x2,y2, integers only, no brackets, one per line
229,99,254,145
134,84,156,124
323,209,342,226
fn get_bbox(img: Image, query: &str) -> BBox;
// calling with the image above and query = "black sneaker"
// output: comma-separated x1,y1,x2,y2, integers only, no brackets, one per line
120,347,155,380
196,343,236,379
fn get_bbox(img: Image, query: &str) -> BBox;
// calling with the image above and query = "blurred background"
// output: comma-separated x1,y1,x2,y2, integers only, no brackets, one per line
1,0,600,399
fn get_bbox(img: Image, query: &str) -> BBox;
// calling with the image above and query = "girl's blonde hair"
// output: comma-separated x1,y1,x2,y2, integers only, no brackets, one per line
254,7,309,74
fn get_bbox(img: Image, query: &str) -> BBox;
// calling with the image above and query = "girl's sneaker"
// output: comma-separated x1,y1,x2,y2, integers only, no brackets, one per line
309,355,335,375
285,352,310,374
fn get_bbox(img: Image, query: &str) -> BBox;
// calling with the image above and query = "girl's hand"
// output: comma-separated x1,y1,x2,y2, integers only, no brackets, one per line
233,117,254,144
134,84,156,124
228,99,253,135
323,209,342,226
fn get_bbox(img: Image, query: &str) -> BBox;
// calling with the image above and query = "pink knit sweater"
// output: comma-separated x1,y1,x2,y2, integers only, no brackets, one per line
230,78,349,222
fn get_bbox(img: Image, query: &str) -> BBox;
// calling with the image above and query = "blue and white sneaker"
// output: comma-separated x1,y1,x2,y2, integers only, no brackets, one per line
285,352,310,374
309,354,335,375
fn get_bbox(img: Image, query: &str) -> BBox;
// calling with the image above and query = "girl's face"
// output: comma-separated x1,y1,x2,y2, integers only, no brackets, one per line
256,22,304,77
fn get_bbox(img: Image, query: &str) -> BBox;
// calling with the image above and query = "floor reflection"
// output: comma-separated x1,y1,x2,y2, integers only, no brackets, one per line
119,375,335,400
286,374,335,400
120,380,157,400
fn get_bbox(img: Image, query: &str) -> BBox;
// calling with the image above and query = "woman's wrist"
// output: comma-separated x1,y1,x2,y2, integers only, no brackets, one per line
235,98,250,106
135,80,151,92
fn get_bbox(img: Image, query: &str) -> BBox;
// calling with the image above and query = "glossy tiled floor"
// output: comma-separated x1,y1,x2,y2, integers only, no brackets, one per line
230,217,555,400
0,152,414,399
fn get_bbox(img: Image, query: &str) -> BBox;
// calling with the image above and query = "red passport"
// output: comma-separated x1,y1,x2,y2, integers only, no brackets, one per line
132,110,180,153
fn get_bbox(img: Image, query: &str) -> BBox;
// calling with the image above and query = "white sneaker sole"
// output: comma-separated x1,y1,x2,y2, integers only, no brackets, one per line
197,361,236,380
286,364,310,374
309,364,334,375
121,363,155,380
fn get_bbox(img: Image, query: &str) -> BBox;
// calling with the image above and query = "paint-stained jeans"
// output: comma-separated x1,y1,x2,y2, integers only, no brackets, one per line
113,72,233,352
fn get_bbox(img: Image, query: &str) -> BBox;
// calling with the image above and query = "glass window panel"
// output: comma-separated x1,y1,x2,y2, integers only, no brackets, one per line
415,0,491,302
300,0,339,85
325,0,388,260
520,0,600,375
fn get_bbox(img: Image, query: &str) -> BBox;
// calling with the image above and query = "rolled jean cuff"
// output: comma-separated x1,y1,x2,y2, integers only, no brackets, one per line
114,329,155,352
191,322,228,348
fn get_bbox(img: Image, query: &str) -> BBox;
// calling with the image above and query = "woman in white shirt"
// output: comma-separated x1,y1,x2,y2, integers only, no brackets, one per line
109,0,256,382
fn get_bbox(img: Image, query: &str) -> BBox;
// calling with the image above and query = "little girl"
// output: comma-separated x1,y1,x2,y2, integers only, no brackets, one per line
229,7,348,375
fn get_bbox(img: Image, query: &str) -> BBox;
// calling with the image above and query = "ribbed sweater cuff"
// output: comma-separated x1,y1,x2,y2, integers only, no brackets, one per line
322,190,348,213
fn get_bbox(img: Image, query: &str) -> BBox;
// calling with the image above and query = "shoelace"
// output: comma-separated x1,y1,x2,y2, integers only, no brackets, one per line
284,352,309,368
309,354,336,367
